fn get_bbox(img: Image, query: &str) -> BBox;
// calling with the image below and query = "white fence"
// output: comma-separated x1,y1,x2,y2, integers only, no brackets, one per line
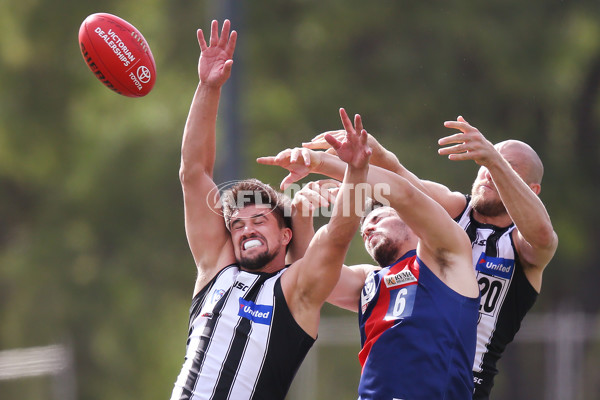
0,343,76,400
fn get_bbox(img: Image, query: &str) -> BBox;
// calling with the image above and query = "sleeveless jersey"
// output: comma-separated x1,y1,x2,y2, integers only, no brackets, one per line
170,264,315,400
456,196,538,399
358,250,479,400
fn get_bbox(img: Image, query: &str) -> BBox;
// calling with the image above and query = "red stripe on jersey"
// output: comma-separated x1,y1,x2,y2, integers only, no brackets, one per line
358,258,420,369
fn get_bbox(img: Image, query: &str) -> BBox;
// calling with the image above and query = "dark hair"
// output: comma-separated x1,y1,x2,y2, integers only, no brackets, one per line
221,178,292,231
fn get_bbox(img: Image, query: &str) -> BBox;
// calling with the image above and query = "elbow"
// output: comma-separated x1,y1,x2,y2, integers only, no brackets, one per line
533,226,558,251
179,163,186,183
179,162,191,185
387,180,417,208
179,161,210,185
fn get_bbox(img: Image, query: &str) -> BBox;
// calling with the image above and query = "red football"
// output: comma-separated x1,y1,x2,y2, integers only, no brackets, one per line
79,13,156,97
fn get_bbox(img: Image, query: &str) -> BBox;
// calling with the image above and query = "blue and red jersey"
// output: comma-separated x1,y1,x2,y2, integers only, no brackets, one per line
358,250,479,400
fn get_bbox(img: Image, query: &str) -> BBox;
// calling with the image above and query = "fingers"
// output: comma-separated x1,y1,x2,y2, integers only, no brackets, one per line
437,143,466,156
302,130,344,150
339,108,364,143
257,149,293,166
293,194,317,213
218,19,230,48
227,30,237,57
210,20,219,47
301,148,312,166
339,108,355,136
219,20,237,57
289,148,311,167
296,185,329,208
257,148,314,168
324,133,342,150
438,133,468,146
222,59,234,78
256,156,278,165
294,180,341,209
281,174,296,191
203,19,236,55
301,141,327,150
315,179,341,203
353,114,364,138
457,115,469,124
359,128,369,146
197,29,207,51
443,116,475,133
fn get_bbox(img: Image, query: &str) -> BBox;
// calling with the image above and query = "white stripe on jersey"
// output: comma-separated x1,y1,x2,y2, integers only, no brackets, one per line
456,208,516,374
170,267,284,400
227,274,277,399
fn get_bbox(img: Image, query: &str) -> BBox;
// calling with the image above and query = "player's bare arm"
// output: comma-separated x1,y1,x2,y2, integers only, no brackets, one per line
441,116,558,287
285,180,338,264
304,130,403,173
284,181,379,312
260,146,464,219
386,175,478,298
179,20,237,293
303,130,467,217
264,147,477,297
274,109,371,338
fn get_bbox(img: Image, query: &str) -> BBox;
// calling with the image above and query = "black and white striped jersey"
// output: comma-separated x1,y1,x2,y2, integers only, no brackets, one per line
456,196,538,400
170,264,315,400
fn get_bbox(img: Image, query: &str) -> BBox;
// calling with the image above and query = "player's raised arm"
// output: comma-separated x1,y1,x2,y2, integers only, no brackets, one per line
285,180,339,264
279,108,371,338
179,20,237,291
303,129,467,217
440,116,558,278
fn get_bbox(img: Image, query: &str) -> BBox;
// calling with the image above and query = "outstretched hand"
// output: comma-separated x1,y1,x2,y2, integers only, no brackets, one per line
303,127,387,163
197,19,237,87
326,108,372,169
257,147,322,190
439,116,499,166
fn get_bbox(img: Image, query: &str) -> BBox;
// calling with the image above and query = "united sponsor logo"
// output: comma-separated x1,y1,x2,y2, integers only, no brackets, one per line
476,253,514,279
238,298,273,325
383,269,417,288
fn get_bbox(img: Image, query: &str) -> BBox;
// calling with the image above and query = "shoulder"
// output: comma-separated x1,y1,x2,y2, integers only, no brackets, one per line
351,263,380,275
193,263,239,297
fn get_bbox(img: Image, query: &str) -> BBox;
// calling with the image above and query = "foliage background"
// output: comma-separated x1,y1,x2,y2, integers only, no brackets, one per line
1,0,599,399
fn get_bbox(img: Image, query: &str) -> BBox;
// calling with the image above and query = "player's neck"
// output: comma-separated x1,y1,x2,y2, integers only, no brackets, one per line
472,209,512,228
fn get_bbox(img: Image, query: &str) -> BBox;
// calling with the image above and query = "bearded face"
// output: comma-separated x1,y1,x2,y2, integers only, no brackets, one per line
362,207,412,267
470,186,507,217
366,234,401,268
230,205,290,272
238,242,281,270
470,169,508,218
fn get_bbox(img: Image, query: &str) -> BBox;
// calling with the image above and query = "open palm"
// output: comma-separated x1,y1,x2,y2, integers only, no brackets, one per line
197,20,237,87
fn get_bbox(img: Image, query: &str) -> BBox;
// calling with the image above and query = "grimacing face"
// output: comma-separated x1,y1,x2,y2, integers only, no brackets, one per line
229,205,289,271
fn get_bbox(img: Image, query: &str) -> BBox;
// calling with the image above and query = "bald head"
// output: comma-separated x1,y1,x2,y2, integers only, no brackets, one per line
494,140,544,185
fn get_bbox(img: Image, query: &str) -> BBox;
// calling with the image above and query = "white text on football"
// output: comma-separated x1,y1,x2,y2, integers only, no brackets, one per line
94,27,136,67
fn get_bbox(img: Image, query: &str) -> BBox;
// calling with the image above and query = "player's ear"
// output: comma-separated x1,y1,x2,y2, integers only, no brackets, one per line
282,227,292,247
529,183,541,195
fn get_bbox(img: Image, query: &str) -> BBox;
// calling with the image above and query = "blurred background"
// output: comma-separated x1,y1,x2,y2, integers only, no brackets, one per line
1,0,599,399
